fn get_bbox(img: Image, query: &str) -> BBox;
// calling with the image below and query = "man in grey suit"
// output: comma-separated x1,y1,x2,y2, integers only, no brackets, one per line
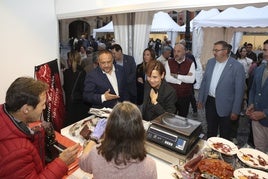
197,41,245,140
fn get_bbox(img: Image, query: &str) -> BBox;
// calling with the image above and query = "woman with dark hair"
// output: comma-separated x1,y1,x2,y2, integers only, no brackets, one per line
79,101,157,179
142,60,177,121
63,50,90,126
136,48,156,105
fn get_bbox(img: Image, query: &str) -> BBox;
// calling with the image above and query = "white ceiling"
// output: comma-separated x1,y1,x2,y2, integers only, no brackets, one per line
55,0,268,19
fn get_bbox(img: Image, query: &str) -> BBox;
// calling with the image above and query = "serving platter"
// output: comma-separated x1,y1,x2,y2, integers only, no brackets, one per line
89,107,112,118
207,137,238,155
237,148,268,170
198,158,234,179
234,168,268,179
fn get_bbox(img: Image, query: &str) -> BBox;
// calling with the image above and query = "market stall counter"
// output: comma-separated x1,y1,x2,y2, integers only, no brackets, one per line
59,111,268,179
60,115,178,179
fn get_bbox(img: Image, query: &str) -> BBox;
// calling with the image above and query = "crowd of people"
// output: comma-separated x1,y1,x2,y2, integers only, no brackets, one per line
49,34,268,154
1,33,268,178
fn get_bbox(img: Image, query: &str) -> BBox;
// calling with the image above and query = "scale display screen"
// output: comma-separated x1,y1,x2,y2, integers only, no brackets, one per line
175,138,186,150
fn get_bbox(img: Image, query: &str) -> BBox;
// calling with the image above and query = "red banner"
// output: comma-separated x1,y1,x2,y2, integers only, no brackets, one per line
35,59,65,132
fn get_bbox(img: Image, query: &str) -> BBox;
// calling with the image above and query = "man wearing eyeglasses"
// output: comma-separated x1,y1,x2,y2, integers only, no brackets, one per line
246,39,268,153
197,40,245,141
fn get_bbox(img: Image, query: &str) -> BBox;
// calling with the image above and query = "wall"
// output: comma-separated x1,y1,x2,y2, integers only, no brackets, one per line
241,35,268,50
0,0,59,103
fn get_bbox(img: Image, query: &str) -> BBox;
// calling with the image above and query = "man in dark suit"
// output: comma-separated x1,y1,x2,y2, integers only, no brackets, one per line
197,40,245,141
83,50,128,109
110,44,137,104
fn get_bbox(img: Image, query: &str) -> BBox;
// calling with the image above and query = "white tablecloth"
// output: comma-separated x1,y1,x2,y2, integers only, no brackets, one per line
61,116,176,179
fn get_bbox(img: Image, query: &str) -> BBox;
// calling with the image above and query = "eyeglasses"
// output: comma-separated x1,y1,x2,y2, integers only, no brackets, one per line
263,49,268,51
212,49,226,53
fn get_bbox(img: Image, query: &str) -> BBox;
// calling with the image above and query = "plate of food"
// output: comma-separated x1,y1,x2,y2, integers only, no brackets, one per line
69,116,100,139
234,168,268,179
207,137,238,155
237,148,268,170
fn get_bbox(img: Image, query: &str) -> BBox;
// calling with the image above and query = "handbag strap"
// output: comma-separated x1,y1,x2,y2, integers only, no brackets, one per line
71,71,82,97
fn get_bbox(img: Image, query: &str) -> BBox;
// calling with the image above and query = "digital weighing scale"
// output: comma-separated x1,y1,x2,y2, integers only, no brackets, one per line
146,112,202,155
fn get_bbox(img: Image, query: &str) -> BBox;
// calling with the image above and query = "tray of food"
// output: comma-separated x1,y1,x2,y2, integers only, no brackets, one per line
69,116,101,140
182,155,235,179
198,158,234,178
89,107,112,118
207,137,238,156
237,148,268,170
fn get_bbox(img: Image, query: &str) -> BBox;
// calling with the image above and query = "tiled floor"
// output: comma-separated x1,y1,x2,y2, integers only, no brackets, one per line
188,90,250,148
188,108,250,148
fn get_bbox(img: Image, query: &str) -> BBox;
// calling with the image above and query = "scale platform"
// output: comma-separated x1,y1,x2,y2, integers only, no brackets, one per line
146,112,202,156
145,140,204,164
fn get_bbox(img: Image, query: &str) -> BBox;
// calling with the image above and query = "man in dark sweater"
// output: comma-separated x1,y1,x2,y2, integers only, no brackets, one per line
164,44,196,117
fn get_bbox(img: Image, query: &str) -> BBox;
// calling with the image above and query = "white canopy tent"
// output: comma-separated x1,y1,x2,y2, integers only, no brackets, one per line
192,5,268,69
194,5,268,28
190,8,220,89
93,21,114,36
56,0,268,68
177,8,221,34
191,8,220,59
151,11,185,46
151,11,183,32
93,11,184,46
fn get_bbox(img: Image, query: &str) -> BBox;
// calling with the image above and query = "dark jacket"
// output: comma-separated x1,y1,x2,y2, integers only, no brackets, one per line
83,64,129,108
136,63,146,105
121,54,137,103
136,63,145,105
142,80,177,121
63,68,90,126
248,63,268,127
63,67,86,109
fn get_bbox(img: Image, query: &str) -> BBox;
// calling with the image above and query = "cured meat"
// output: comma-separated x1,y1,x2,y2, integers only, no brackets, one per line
184,155,203,173
198,159,234,179
79,125,92,140
212,142,232,154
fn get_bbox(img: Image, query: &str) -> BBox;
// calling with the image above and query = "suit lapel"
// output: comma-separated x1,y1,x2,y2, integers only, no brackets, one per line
260,65,268,89
218,59,232,86
207,59,216,85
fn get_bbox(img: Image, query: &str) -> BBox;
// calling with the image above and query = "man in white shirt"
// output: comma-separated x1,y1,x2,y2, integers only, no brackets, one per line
197,41,245,141
83,50,129,108
165,43,195,117
157,46,172,66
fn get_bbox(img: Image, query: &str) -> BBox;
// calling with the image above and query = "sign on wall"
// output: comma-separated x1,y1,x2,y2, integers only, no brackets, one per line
35,59,65,132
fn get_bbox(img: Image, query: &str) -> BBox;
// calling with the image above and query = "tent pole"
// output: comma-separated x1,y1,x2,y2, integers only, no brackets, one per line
185,10,191,50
